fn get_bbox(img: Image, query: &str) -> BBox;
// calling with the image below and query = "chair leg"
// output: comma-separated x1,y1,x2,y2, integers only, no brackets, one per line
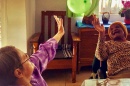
72,41,78,83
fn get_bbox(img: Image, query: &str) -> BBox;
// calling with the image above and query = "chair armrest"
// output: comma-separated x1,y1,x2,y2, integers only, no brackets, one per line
71,32,80,83
71,32,80,42
29,32,40,54
30,32,40,43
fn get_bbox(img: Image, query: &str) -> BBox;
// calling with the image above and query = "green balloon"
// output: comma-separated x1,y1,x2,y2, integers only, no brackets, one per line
67,0,91,14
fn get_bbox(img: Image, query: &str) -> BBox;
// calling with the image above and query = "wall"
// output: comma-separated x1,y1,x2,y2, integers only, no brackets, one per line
35,0,81,33
35,0,125,34
35,0,66,33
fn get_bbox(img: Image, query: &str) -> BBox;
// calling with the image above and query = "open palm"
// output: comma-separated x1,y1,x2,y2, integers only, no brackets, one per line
92,15,105,33
54,15,65,35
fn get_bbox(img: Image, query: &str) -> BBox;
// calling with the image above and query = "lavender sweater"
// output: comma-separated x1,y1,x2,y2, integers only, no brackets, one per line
30,38,58,86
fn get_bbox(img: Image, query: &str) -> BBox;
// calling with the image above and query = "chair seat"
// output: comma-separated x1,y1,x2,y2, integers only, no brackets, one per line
55,44,72,59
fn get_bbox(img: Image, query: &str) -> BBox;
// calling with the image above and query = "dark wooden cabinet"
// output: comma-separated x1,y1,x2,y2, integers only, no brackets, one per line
77,28,98,72
76,27,112,73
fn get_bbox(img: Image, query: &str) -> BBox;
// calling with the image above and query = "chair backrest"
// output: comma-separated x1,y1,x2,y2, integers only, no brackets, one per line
38,11,72,46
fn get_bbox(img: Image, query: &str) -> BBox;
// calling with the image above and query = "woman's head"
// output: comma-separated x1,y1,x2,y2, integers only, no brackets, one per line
0,46,21,85
108,21,128,40
0,46,34,86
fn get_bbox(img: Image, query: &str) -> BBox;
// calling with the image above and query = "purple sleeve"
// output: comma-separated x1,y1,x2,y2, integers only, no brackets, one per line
30,38,58,73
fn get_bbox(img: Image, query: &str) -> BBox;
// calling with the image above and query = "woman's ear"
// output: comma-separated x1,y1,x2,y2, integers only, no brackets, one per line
14,68,23,78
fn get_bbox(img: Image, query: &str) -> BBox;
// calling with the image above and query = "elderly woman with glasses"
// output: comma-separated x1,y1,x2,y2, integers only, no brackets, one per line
92,15,130,79
0,15,64,86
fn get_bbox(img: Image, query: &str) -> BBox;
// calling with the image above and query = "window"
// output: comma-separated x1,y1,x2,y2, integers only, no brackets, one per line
99,0,123,14
97,0,128,22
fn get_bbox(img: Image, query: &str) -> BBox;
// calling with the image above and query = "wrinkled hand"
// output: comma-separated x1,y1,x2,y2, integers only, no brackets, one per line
92,15,105,34
54,15,65,35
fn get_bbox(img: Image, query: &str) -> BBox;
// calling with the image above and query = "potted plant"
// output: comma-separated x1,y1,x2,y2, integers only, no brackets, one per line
119,1,130,24
118,8,126,17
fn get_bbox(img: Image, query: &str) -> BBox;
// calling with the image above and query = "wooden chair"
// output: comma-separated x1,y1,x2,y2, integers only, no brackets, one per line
29,11,80,83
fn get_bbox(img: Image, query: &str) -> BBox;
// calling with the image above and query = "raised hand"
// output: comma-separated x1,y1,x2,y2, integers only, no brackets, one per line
92,15,105,34
53,15,65,43
54,15,65,36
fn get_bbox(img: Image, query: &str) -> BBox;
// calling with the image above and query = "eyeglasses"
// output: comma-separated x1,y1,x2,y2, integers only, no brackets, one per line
18,54,31,68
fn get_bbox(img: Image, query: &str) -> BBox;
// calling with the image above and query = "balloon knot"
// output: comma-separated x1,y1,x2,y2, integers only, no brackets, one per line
84,0,86,3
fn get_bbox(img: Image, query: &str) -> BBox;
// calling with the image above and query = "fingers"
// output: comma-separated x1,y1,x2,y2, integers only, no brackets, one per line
101,24,105,31
92,16,100,26
54,15,58,20
54,15,63,25
97,18,100,24
60,18,63,25
94,18,99,25
54,15,59,24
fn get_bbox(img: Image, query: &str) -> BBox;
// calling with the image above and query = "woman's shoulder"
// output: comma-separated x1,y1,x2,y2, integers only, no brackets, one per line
105,40,123,46
105,40,114,44
105,40,130,46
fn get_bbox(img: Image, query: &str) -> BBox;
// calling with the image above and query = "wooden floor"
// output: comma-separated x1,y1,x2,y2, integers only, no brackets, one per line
42,66,92,86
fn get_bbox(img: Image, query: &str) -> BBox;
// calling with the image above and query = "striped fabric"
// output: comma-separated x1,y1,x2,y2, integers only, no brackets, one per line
57,44,72,58
62,44,72,50
62,44,72,58
62,49,72,58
